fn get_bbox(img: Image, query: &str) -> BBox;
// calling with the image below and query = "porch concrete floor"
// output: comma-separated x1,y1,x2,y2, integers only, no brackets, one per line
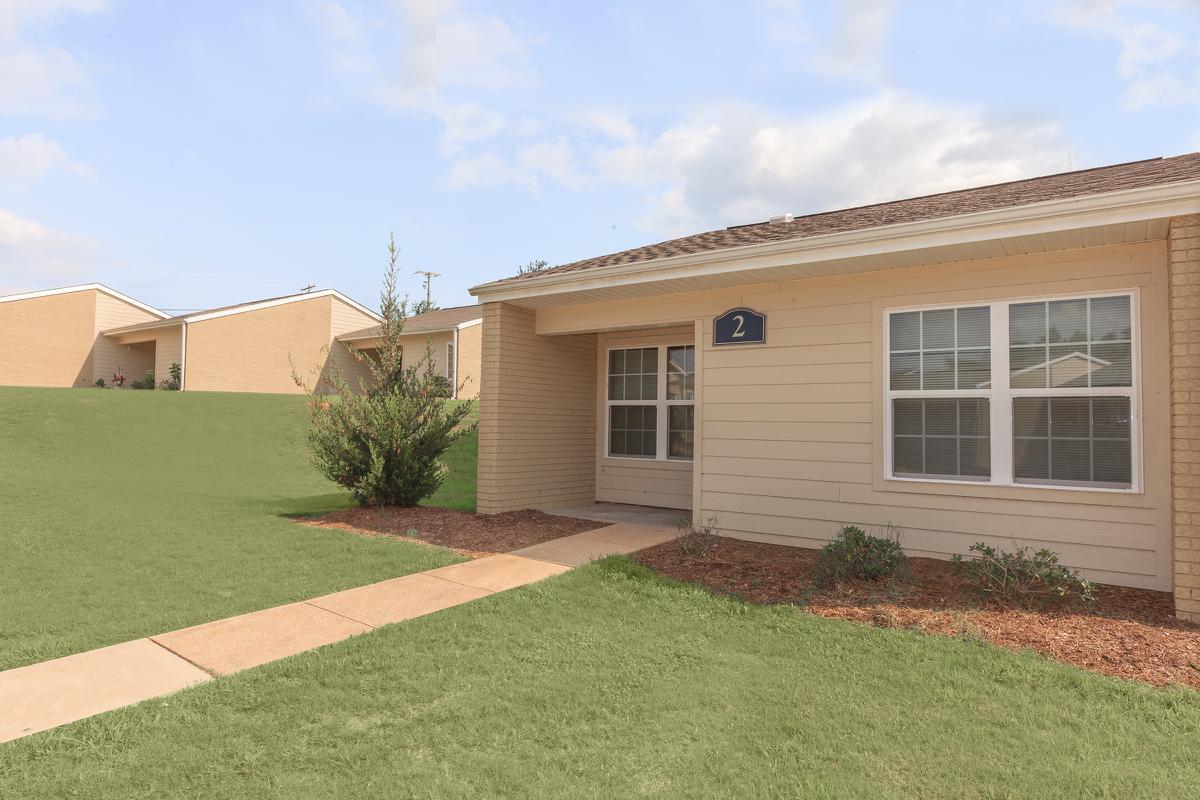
541,501,689,530
0,521,679,744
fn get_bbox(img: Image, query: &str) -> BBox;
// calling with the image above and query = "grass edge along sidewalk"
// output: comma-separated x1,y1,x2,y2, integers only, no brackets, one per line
0,388,476,671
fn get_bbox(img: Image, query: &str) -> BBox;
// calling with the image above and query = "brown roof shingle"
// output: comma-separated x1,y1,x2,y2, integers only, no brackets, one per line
339,304,481,340
496,152,1200,285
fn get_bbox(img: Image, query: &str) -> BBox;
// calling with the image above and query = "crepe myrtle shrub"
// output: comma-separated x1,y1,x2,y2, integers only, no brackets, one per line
427,374,453,399
812,524,908,587
295,234,475,507
952,542,1096,608
130,369,156,389
157,362,182,390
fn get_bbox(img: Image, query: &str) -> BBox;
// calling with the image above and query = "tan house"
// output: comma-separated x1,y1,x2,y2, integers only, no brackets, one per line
336,305,483,399
0,284,167,387
99,289,380,394
469,152,1200,621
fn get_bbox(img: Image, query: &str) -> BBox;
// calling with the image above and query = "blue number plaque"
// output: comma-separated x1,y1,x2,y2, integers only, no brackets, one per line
713,308,766,345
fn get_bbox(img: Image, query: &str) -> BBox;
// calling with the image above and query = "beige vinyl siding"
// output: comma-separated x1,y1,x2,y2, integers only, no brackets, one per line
0,290,98,387
596,326,694,510
153,326,183,385
455,322,482,400
185,295,334,394
395,330,453,378
326,297,379,393
477,302,597,513
91,292,159,386
532,241,1171,591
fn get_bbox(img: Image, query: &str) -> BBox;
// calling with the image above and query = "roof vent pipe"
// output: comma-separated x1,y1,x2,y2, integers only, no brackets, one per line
768,213,794,224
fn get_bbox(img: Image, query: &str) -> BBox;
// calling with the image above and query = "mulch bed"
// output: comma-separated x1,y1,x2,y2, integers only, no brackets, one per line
304,506,601,558
634,536,1200,690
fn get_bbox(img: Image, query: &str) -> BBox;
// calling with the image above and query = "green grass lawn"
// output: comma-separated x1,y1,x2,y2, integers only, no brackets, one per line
2,559,1198,798
0,387,477,671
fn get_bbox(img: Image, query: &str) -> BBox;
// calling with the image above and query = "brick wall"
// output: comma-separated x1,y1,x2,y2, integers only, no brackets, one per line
1171,214,1200,621
476,302,597,513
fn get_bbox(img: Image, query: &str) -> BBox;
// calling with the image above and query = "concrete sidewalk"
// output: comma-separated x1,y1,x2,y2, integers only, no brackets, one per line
0,521,678,744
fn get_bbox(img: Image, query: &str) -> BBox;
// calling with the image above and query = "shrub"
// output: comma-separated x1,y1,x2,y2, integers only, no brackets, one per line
94,378,106,388
296,234,475,507
952,542,1095,607
812,525,907,587
158,362,181,390
679,515,720,559
427,374,452,398
130,370,155,389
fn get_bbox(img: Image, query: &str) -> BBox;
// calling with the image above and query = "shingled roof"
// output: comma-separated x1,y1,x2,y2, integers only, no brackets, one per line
497,152,1200,285
339,304,482,341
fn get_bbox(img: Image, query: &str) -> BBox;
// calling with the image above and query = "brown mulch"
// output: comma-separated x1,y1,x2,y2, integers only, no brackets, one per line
303,506,601,558
634,536,1200,690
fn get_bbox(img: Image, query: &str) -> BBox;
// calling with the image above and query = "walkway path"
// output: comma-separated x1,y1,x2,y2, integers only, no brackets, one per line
0,521,677,744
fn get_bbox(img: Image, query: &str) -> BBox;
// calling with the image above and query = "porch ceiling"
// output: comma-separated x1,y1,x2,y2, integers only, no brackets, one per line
103,320,183,344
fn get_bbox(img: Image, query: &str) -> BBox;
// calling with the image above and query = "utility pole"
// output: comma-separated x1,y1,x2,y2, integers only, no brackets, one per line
414,270,440,307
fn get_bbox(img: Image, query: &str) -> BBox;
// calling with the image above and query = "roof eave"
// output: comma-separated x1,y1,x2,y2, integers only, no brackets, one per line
470,179,1200,305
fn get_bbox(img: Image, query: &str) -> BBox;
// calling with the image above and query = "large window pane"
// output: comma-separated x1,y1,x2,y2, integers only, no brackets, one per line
892,398,990,480
609,405,656,458
889,306,990,390
667,345,695,401
608,347,657,400
1009,296,1133,389
668,405,694,460
1013,396,1132,487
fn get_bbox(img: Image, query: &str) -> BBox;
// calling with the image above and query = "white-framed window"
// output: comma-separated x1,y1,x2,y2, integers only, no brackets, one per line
885,290,1138,492
606,344,695,461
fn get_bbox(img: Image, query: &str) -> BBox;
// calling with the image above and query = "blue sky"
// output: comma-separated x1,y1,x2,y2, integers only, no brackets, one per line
1,1,1198,312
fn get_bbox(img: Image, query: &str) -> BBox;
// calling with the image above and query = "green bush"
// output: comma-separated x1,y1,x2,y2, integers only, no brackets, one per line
297,234,475,507
813,525,907,586
158,362,181,390
952,542,1095,607
130,370,155,390
427,374,452,398
93,378,106,388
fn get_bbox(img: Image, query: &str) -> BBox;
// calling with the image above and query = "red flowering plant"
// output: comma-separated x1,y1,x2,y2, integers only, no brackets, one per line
112,369,126,388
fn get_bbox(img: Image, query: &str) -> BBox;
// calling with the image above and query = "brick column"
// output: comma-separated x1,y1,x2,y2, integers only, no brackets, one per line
477,302,598,514
1170,214,1200,621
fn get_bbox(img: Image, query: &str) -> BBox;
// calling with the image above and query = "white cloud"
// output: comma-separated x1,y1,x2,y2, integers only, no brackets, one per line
810,0,895,83
454,93,1068,238
0,134,92,184
574,109,637,142
620,95,1066,236
310,0,533,152
1053,0,1200,109
0,0,106,117
0,0,105,37
0,209,101,294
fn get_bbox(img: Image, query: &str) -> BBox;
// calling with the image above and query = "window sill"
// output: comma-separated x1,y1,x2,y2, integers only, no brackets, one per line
875,474,1151,506
602,456,693,468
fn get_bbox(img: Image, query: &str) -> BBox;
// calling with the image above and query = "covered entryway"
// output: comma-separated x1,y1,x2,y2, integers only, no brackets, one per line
474,303,699,520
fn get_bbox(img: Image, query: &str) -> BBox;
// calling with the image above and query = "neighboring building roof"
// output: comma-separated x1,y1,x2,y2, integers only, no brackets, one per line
0,283,168,319
102,288,379,336
480,152,1200,289
338,304,482,342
